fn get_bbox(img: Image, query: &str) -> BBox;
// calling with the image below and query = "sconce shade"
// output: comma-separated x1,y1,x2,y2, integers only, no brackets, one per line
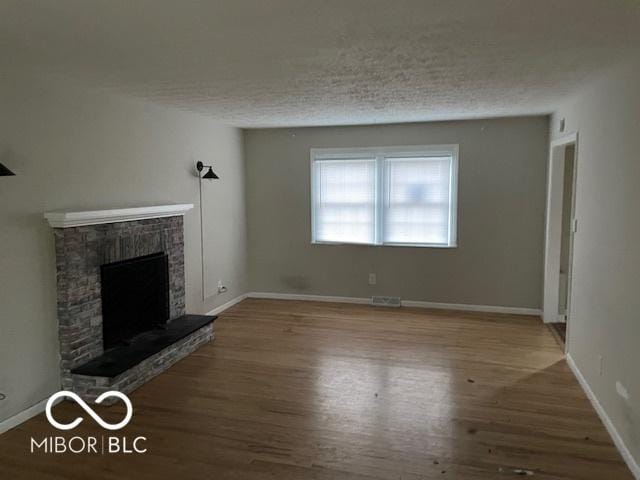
0,163,15,176
202,167,219,179
196,161,219,180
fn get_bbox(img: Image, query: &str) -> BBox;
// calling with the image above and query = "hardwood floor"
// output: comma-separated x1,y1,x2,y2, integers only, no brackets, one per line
0,299,632,479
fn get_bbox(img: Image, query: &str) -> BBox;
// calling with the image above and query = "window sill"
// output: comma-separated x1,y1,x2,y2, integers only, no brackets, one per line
311,241,458,249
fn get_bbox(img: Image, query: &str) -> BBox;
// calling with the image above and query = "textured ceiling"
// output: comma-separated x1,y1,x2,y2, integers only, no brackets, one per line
2,0,640,127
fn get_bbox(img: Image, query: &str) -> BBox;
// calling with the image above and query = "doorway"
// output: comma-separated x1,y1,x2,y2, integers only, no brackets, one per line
543,133,578,349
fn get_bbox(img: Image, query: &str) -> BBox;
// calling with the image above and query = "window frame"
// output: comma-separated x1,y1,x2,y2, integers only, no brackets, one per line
310,144,459,248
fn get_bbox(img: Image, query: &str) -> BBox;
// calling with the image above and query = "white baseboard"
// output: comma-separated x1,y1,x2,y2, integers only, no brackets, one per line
206,293,249,316
401,299,540,316
566,354,640,479
247,292,541,316
0,396,60,435
248,291,371,305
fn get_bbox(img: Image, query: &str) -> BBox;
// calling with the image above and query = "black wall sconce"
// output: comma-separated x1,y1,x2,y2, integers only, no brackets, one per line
196,161,218,180
0,163,16,176
196,160,219,301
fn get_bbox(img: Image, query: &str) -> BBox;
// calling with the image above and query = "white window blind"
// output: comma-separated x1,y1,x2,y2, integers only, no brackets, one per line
383,156,453,245
312,158,377,244
311,145,458,247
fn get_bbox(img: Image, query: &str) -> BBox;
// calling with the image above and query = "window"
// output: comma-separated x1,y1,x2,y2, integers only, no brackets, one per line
311,145,458,247
312,158,377,244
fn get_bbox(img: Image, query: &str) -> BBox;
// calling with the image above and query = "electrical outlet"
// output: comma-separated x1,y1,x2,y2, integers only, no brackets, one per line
598,355,604,376
368,273,377,285
217,280,228,294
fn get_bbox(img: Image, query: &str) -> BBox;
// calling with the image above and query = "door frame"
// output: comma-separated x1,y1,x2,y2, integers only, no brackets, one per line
543,132,579,348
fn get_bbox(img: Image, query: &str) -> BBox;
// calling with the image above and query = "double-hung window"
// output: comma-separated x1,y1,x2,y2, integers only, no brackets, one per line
311,145,458,247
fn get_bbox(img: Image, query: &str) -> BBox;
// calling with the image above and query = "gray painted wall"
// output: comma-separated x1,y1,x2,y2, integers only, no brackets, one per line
0,74,248,422
550,59,640,467
244,117,549,308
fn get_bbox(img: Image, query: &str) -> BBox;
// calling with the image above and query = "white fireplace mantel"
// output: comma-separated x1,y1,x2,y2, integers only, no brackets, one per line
44,204,194,228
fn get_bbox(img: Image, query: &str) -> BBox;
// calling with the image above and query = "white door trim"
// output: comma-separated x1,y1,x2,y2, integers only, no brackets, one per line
543,132,579,350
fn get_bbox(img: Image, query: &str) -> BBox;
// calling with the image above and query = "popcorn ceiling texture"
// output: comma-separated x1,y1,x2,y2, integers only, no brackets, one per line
1,0,639,127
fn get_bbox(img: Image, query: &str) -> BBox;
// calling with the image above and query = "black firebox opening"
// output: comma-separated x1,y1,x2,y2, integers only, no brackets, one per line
101,252,170,349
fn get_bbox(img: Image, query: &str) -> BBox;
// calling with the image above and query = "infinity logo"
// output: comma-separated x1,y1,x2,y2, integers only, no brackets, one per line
45,391,133,431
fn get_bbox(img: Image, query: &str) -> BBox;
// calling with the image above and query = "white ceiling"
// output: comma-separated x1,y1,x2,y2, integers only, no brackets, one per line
2,0,639,128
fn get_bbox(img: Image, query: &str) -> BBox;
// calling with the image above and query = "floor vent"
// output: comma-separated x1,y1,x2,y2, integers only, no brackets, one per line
371,296,402,307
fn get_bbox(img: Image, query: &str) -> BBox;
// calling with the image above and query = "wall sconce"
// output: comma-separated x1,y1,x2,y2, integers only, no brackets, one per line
196,161,219,180
0,163,16,176
195,160,219,302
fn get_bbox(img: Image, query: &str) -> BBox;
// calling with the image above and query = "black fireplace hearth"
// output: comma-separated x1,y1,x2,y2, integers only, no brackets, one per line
72,314,215,377
71,249,216,377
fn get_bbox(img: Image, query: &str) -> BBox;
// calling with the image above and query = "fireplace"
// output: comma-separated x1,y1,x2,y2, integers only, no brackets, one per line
45,204,215,402
101,252,170,349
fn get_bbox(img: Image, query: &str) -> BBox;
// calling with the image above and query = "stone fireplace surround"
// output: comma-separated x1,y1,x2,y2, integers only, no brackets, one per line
45,205,214,403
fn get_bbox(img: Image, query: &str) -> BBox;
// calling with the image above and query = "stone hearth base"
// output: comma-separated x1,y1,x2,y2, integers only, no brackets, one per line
64,323,213,404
